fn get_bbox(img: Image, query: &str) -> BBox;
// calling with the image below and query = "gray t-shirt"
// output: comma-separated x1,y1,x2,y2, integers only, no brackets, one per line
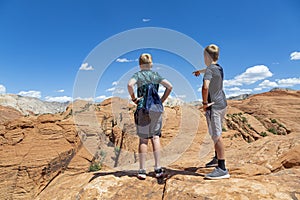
203,64,227,110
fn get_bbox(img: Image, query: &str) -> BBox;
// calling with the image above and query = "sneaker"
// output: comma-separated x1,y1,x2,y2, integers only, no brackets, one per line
205,167,230,180
205,157,218,168
137,169,146,180
154,167,164,178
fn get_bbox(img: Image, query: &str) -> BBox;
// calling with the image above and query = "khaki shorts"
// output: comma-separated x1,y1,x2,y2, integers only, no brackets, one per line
205,107,227,141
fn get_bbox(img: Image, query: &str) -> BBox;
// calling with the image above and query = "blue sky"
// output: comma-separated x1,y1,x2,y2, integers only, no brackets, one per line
0,0,299,102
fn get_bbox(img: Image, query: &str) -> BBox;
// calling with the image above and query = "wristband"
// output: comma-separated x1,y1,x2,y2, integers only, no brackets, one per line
132,98,137,102
202,102,208,105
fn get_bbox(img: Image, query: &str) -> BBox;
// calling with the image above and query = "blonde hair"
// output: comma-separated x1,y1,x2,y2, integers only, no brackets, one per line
139,53,152,69
204,44,219,61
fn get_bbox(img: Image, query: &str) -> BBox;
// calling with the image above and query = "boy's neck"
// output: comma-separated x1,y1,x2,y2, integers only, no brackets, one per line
207,61,218,66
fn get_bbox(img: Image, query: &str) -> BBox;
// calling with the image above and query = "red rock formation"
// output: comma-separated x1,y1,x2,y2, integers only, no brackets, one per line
1,90,300,199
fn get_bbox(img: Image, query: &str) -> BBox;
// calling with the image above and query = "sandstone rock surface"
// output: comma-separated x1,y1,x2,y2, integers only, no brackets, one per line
1,90,300,199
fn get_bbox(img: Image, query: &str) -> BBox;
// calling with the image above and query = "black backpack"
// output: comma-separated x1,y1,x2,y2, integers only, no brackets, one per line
134,82,164,126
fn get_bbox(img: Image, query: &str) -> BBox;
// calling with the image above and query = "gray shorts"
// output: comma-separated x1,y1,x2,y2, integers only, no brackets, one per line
134,109,162,139
205,107,227,141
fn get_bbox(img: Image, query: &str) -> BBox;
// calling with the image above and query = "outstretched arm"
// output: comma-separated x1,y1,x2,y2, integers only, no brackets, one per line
160,79,173,103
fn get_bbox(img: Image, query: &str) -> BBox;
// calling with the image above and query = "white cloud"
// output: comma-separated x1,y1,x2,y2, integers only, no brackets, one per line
106,87,116,92
18,90,41,98
75,97,94,102
223,80,242,87
116,58,135,63
142,18,151,22
158,87,166,93
95,95,107,100
45,96,72,102
177,94,186,99
277,77,300,87
106,81,125,94
0,84,6,94
258,80,278,88
79,62,94,70
114,88,125,94
112,81,118,86
225,87,252,98
158,92,164,97
95,95,112,101
165,96,184,106
290,52,300,60
226,87,243,91
224,65,273,87
56,89,64,93
254,87,263,91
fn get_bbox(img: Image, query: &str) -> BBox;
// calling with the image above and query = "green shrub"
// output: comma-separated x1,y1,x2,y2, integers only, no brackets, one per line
222,127,227,132
89,162,102,172
268,128,277,135
260,132,267,137
270,118,277,123
100,150,107,158
241,117,247,123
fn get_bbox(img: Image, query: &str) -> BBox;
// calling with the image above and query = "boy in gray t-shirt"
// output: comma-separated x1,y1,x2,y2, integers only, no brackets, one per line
194,44,230,179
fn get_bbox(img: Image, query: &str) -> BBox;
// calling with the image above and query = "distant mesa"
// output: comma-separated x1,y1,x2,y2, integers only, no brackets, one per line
0,94,68,115
227,88,295,101
269,87,294,92
227,94,251,101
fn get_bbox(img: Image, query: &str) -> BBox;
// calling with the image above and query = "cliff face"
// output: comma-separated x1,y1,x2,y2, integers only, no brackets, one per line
0,112,80,200
1,90,300,200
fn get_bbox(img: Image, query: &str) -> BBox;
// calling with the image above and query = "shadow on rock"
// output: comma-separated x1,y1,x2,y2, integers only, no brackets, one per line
89,167,205,184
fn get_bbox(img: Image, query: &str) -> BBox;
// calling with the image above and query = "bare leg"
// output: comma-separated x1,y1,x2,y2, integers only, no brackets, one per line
139,138,148,169
151,135,161,168
214,136,225,159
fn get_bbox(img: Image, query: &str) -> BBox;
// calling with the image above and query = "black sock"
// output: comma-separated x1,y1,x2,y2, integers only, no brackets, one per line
218,159,226,170
214,151,218,159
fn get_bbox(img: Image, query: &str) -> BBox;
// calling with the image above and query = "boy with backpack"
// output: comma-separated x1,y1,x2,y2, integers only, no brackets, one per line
127,53,173,179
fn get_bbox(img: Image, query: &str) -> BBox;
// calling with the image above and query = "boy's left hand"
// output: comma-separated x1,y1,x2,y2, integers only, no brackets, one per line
200,102,214,112
202,104,208,112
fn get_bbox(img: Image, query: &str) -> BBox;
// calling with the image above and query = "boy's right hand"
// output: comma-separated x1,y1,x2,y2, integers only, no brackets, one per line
192,70,201,77
132,96,143,104
192,69,206,77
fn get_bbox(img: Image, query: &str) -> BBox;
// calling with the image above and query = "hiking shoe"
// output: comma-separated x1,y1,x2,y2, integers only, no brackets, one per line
154,167,164,178
205,157,218,168
205,167,230,180
137,169,146,180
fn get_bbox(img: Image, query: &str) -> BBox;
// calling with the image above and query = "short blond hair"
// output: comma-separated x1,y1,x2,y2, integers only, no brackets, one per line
139,53,152,69
204,44,219,61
